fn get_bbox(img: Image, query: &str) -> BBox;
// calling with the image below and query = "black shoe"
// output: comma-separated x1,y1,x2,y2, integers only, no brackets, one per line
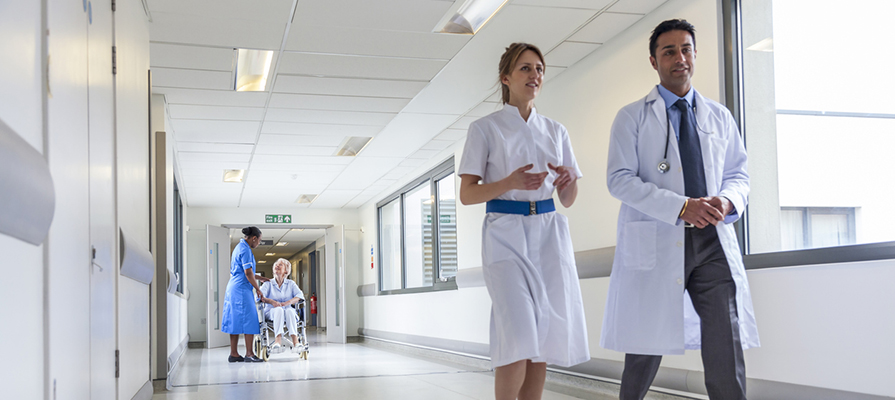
228,355,244,363
244,355,264,363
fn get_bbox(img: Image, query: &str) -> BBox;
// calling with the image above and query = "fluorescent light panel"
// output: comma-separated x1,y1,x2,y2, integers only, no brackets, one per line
234,48,274,91
275,242,288,246
223,169,245,182
334,136,373,157
746,37,774,52
438,0,508,35
265,253,275,256
296,194,318,204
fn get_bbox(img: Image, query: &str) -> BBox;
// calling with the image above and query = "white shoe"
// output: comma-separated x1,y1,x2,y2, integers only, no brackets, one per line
283,338,293,348
270,343,285,354
292,345,301,354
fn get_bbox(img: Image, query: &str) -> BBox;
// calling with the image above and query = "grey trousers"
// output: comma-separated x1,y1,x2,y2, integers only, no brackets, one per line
619,225,746,400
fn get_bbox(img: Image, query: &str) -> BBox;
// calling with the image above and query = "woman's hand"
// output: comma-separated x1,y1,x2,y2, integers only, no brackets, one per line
548,163,576,191
505,164,548,191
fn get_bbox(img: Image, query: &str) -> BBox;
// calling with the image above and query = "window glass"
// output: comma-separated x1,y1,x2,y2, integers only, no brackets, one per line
741,0,894,253
437,174,458,280
380,199,402,290
403,182,433,288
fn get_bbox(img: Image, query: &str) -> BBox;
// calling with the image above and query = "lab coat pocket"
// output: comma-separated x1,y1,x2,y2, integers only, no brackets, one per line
621,221,656,271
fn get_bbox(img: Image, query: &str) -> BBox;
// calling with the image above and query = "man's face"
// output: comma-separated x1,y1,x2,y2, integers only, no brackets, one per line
650,29,696,95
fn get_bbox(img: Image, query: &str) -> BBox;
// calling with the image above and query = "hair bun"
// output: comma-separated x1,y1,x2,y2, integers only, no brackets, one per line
242,227,251,235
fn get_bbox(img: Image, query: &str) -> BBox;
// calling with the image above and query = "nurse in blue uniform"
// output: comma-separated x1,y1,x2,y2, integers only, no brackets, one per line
222,226,269,362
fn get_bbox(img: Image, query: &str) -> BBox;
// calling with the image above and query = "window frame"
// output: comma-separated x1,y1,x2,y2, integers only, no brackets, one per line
377,157,458,295
173,179,185,295
722,0,895,269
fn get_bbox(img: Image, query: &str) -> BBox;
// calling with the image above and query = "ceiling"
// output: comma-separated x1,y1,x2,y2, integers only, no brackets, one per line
149,0,667,209
229,228,325,266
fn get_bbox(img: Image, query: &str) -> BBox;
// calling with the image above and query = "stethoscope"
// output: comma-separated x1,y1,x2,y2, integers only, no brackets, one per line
657,102,696,174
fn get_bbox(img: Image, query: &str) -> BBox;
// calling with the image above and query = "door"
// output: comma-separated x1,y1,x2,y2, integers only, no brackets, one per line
88,0,117,397
206,225,230,348
325,225,346,343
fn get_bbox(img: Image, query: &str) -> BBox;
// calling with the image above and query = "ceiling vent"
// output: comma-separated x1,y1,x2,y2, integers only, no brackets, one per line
334,136,373,157
296,194,318,204
222,169,245,182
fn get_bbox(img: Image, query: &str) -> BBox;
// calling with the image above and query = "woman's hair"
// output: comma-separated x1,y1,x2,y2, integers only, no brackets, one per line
498,42,545,104
273,258,291,277
242,226,262,238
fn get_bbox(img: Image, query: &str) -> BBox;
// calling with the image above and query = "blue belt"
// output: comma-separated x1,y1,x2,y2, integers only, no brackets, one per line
486,199,555,216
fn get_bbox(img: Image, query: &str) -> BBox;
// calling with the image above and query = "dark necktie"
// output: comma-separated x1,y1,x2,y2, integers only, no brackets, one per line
674,99,706,198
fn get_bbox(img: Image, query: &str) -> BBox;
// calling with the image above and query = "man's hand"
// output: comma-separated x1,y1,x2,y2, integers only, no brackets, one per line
680,198,725,228
706,196,733,217
505,164,548,191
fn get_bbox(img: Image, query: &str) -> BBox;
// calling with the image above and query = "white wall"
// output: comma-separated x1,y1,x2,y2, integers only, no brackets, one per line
0,1,45,399
116,0,152,397
357,0,895,397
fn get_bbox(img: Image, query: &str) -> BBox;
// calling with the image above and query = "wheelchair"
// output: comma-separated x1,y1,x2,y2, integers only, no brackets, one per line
253,296,310,361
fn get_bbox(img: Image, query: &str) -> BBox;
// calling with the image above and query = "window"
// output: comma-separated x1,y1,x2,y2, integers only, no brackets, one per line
733,0,895,261
173,179,184,294
378,158,457,294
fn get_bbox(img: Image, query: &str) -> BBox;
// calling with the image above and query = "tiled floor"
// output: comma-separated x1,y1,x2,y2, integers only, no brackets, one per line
155,331,598,399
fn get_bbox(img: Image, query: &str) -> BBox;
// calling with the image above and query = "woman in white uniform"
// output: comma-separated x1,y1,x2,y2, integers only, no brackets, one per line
260,258,304,354
458,43,590,400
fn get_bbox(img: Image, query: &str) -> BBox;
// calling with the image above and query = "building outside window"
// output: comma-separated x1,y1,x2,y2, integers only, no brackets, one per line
378,158,457,294
739,0,894,255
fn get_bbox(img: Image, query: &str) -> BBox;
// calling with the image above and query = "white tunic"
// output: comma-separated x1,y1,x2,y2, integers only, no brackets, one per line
459,105,590,368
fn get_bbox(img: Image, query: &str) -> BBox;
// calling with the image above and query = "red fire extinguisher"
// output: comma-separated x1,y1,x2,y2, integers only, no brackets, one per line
309,293,318,315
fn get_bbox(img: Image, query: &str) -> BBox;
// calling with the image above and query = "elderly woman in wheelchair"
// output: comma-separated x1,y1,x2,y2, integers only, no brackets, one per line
259,258,305,356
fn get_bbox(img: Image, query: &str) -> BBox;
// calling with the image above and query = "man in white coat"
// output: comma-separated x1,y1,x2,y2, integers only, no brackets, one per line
602,19,759,400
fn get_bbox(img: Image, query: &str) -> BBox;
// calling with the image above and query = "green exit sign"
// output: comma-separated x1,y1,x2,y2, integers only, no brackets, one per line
265,214,292,223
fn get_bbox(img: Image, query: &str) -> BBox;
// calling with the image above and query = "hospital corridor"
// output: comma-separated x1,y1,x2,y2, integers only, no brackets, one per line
2,0,893,399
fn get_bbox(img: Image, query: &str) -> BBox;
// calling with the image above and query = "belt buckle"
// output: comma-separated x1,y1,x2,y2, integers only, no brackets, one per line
684,222,695,228
529,201,537,215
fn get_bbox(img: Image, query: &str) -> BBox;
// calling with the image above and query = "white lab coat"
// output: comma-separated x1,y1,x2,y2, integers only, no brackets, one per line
601,87,759,355
459,105,590,368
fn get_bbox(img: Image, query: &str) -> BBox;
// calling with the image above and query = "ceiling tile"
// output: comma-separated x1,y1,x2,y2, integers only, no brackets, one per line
466,102,503,117
608,0,667,14
449,116,478,130
150,43,234,71
408,149,440,159
153,87,268,107
286,25,469,60
260,121,383,136
435,129,467,141
546,42,602,67
176,142,255,153
544,66,567,81
177,160,249,170
169,104,265,121
152,67,233,90
273,75,426,98
277,53,447,81
257,134,344,147
327,157,404,190
511,0,613,9
264,108,396,126
149,9,289,50
268,93,410,113
293,0,452,33
421,140,453,151
569,12,644,43
401,5,596,115
178,152,252,162
249,162,347,173
173,119,261,135
360,113,459,158
174,131,257,144
399,159,427,168
310,190,363,208
382,166,416,180
251,155,353,166
254,144,337,156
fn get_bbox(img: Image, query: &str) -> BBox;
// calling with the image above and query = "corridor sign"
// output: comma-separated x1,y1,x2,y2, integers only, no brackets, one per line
265,214,292,223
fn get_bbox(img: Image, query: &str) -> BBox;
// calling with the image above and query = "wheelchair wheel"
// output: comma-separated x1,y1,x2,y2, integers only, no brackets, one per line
301,351,308,360
253,336,261,357
260,346,269,361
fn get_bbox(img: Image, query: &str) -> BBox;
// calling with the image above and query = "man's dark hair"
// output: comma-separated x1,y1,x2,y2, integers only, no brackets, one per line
649,19,696,57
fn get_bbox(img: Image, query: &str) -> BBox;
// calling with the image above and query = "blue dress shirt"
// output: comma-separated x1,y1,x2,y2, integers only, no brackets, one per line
656,84,695,142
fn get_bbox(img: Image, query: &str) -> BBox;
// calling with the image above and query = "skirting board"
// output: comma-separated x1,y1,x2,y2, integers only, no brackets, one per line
167,334,189,388
358,328,888,400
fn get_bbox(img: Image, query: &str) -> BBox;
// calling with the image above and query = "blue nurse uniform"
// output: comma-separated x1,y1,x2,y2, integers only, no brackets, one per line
221,238,260,335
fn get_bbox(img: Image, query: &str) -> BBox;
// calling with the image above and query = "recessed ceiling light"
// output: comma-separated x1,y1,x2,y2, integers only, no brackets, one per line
265,253,275,256
275,242,288,246
436,0,508,35
296,194,318,204
257,260,267,264
234,48,274,91
334,136,373,157
223,169,245,183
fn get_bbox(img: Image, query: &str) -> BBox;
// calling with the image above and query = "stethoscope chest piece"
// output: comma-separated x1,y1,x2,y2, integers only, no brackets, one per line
658,160,670,174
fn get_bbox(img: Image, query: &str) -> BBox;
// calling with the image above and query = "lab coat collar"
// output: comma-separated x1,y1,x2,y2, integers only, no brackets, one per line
502,103,538,123
647,86,711,134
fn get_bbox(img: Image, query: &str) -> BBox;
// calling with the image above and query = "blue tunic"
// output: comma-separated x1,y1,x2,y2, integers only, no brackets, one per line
221,238,260,335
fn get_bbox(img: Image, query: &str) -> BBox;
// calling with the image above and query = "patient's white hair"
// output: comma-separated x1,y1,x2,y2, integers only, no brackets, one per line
272,258,292,278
